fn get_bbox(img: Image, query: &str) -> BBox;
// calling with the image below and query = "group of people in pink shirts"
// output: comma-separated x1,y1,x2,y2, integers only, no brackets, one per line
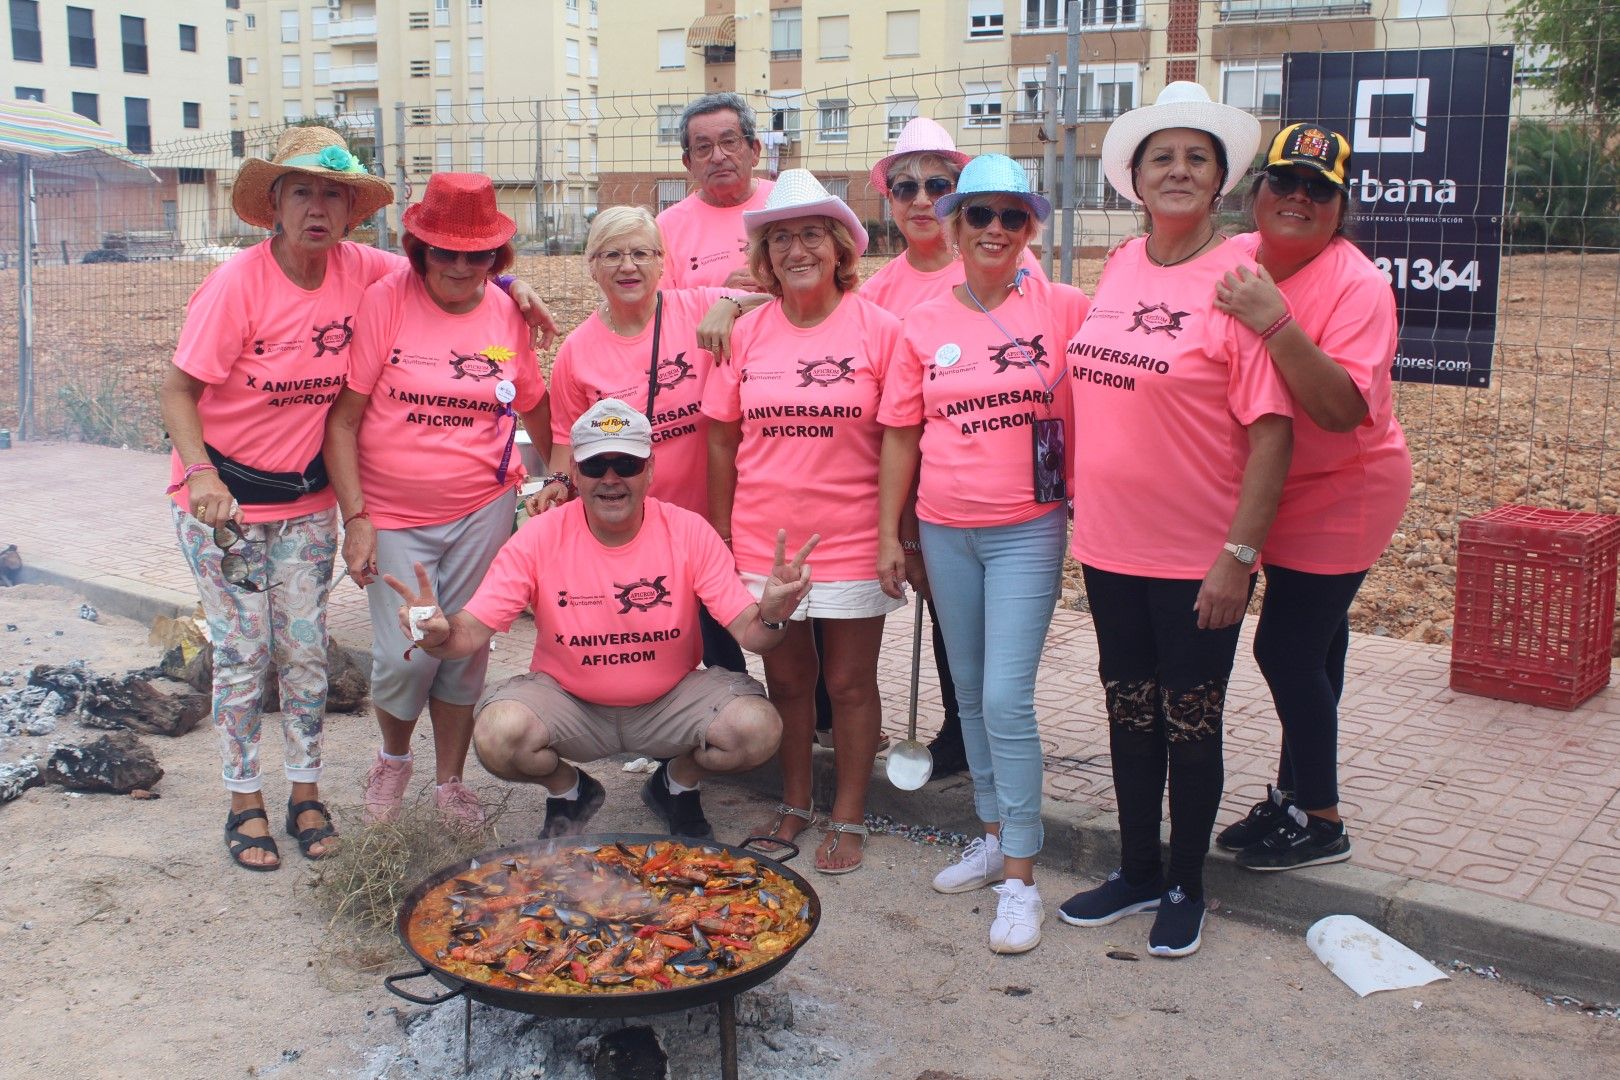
162,87,1409,963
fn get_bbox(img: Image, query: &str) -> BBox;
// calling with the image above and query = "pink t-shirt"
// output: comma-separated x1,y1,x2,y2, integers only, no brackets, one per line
861,247,1046,316
701,294,901,580
549,288,728,516
1068,238,1294,579
880,276,1090,527
346,268,545,530
462,498,756,706
657,180,775,289
168,240,403,523
1228,233,1412,574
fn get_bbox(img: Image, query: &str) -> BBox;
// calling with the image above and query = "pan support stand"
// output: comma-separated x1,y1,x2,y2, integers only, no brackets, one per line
462,994,473,1074
718,995,738,1080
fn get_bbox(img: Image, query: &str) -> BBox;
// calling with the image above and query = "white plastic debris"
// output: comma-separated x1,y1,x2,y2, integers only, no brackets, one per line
621,757,659,774
1306,915,1450,997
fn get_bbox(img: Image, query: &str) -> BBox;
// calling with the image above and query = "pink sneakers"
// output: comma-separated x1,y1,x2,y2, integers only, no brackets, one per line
434,777,487,834
363,752,413,824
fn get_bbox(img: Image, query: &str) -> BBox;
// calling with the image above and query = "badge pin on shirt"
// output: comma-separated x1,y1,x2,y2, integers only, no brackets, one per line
934,343,962,368
495,379,517,405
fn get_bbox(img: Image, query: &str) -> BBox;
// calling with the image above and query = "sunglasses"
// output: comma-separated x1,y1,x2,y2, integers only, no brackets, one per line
890,177,955,203
962,205,1031,232
578,454,648,479
212,522,280,593
426,246,500,267
1264,170,1341,204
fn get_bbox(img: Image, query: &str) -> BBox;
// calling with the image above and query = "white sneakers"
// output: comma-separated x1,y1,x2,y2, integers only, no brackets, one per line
989,879,1045,954
932,833,1006,894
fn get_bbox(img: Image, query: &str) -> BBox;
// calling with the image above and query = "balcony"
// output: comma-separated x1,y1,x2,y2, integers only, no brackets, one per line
329,63,379,86
328,17,378,43
334,110,376,133
1219,0,1370,21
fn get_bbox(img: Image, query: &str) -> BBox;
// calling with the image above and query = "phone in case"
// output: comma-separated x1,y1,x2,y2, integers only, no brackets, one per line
1033,417,1066,504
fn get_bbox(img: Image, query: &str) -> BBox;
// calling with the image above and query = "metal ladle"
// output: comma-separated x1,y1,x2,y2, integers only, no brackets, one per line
886,592,933,790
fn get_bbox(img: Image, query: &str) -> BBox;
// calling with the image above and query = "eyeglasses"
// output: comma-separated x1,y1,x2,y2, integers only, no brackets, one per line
962,205,1031,232
213,520,280,592
578,454,648,479
590,248,662,266
766,225,830,252
1264,170,1341,204
889,177,956,203
688,134,747,158
426,246,500,267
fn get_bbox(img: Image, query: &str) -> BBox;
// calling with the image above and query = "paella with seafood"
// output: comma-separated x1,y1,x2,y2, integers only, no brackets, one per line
406,840,814,995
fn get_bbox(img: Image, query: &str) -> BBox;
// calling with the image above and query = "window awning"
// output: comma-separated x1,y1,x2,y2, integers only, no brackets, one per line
687,14,736,48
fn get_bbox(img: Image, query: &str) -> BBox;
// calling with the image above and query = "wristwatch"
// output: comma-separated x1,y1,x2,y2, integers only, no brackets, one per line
1222,542,1259,566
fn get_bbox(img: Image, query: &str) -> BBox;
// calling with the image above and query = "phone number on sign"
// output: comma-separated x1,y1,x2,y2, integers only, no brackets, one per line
1371,257,1483,293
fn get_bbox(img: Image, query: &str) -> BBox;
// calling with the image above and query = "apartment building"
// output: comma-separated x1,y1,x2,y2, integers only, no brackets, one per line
4,0,232,250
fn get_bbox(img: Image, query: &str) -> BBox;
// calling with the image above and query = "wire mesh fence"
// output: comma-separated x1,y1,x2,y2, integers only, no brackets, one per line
0,0,1616,642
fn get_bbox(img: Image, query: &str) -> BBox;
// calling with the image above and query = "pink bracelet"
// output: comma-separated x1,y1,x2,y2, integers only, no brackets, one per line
166,462,217,494
1260,312,1294,341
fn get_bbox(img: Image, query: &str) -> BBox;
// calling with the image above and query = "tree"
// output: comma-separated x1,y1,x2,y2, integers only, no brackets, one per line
1505,120,1620,251
1507,0,1620,122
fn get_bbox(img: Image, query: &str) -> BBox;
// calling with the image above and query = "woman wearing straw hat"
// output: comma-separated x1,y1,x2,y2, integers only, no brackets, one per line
876,154,1090,953
159,126,555,871
1210,123,1410,872
324,172,550,834
1054,83,1293,957
702,169,905,874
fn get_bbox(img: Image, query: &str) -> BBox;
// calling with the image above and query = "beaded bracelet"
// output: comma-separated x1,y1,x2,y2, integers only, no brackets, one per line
165,462,217,494
541,472,576,494
1260,312,1295,341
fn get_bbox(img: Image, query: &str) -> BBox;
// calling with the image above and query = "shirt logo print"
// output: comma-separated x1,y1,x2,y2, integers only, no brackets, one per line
655,352,697,389
449,349,502,380
1128,301,1191,339
311,316,355,356
614,576,672,614
797,355,856,387
989,335,1048,373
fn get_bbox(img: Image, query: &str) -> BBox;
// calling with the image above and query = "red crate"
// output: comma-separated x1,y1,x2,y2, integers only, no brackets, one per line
1450,505,1620,710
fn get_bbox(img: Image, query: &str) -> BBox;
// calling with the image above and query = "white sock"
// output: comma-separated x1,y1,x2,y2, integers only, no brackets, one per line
552,775,581,801
379,750,412,763
983,832,1001,852
665,767,700,794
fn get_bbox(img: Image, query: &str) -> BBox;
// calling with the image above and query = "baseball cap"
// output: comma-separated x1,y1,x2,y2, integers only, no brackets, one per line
571,398,652,461
1265,123,1352,191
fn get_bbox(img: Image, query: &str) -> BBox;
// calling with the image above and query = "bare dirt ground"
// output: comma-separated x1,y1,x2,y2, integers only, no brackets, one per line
1,583,1617,1079
0,251,1615,646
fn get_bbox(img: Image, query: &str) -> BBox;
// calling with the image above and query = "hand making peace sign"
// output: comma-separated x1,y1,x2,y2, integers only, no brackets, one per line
382,561,450,650
758,529,819,624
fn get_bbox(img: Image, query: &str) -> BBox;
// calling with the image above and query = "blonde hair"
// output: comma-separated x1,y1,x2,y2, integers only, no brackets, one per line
584,205,662,261
747,217,862,298
885,152,965,193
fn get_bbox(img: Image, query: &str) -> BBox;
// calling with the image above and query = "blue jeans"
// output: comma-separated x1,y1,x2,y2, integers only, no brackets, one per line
920,506,1065,859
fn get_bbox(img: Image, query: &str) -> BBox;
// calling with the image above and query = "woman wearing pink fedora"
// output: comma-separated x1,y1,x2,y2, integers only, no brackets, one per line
324,172,551,834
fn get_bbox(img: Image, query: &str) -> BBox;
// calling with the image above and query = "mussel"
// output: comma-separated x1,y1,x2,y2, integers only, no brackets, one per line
448,922,488,943
551,906,597,930
669,946,709,965
756,888,782,909
589,973,637,986
671,959,718,979
518,901,553,919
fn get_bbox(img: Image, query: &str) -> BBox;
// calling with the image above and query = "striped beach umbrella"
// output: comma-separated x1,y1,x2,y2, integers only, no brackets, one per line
0,97,124,156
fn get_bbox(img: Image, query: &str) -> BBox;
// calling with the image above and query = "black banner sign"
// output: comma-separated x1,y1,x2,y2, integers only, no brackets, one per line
1283,46,1514,388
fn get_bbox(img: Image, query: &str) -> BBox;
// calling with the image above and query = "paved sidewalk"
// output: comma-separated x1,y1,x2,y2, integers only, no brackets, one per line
5,442,1620,945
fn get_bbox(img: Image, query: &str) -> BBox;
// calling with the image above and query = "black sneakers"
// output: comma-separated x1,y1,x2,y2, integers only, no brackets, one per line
539,768,606,840
1057,868,1162,926
1215,784,1292,851
641,761,714,839
1147,886,1206,958
1237,806,1352,871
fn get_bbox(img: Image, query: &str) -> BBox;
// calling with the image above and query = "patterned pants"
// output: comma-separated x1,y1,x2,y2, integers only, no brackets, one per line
173,504,337,793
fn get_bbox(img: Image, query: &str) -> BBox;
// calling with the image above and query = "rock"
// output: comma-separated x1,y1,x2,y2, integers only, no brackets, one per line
158,642,211,694
0,761,43,804
78,603,98,622
45,731,163,793
0,683,71,737
164,641,368,714
589,1026,666,1080
75,672,208,737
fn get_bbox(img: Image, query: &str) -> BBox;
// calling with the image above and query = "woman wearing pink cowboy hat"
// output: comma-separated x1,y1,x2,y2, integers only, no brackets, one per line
325,172,551,834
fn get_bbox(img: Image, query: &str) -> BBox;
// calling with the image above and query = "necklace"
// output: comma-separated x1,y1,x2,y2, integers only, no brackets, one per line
1145,229,1216,269
598,301,651,337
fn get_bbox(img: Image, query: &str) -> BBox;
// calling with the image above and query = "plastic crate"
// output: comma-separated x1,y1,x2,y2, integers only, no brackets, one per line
1450,505,1620,710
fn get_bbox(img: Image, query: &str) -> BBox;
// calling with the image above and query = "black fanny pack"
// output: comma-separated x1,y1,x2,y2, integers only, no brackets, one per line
204,442,329,505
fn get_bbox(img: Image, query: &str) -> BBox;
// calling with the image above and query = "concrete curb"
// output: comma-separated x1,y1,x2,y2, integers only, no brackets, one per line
16,568,1620,1002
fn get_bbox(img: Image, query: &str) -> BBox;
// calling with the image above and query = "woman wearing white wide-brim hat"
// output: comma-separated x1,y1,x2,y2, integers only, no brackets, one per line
700,169,905,874
1054,83,1295,958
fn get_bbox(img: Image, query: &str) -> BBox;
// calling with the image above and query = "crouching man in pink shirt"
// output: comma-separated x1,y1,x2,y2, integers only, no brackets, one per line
383,398,817,840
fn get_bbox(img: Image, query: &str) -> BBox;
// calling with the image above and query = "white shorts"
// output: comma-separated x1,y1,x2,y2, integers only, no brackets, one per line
740,574,904,621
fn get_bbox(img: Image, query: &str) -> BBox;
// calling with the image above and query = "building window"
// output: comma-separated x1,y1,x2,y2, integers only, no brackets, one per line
228,55,243,82
770,7,801,60
817,98,848,143
565,38,579,75
183,101,200,128
1220,0,1370,19
588,0,597,29
1025,0,1139,29
124,97,150,153
245,13,256,29
285,100,303,123
887,10,920,56
818,15,848,60
121,15,147,73
824,177,849,201
1077,156,1129,208
1024,0,1061,30
227,18,235,34
313,52,330,85
564,88,581,122
312,8,329,40
968,0,1003,38
468,137,484,170
67,6,95,67
886,97,918,140
282,55,300,88
314,97,333,116
435,40,451,75
769,93,802,140
179,23,196,51
10,0,41,62
656,104,681,144
71,91,98,122
467,88,485,122
436,137,453,170
1221,60,1282,117
588,43,597,77
468,0,483,26
435,89,453,123
965,82,1003,127
566,138,581,172
565,0,579,26
657,178,686,212
14,86,43,101
246,56,258,74
468,37,483,75
434,0,450,27
657,29,683,70
280,8,298,43
247,100,261,118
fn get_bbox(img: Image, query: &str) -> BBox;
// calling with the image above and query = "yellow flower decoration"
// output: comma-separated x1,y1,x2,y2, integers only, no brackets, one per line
483,344,516,364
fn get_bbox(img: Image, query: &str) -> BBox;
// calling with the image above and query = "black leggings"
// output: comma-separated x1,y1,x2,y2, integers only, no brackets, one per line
699,605,748,673
1252,563,1367,812
1082,565,1253,900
